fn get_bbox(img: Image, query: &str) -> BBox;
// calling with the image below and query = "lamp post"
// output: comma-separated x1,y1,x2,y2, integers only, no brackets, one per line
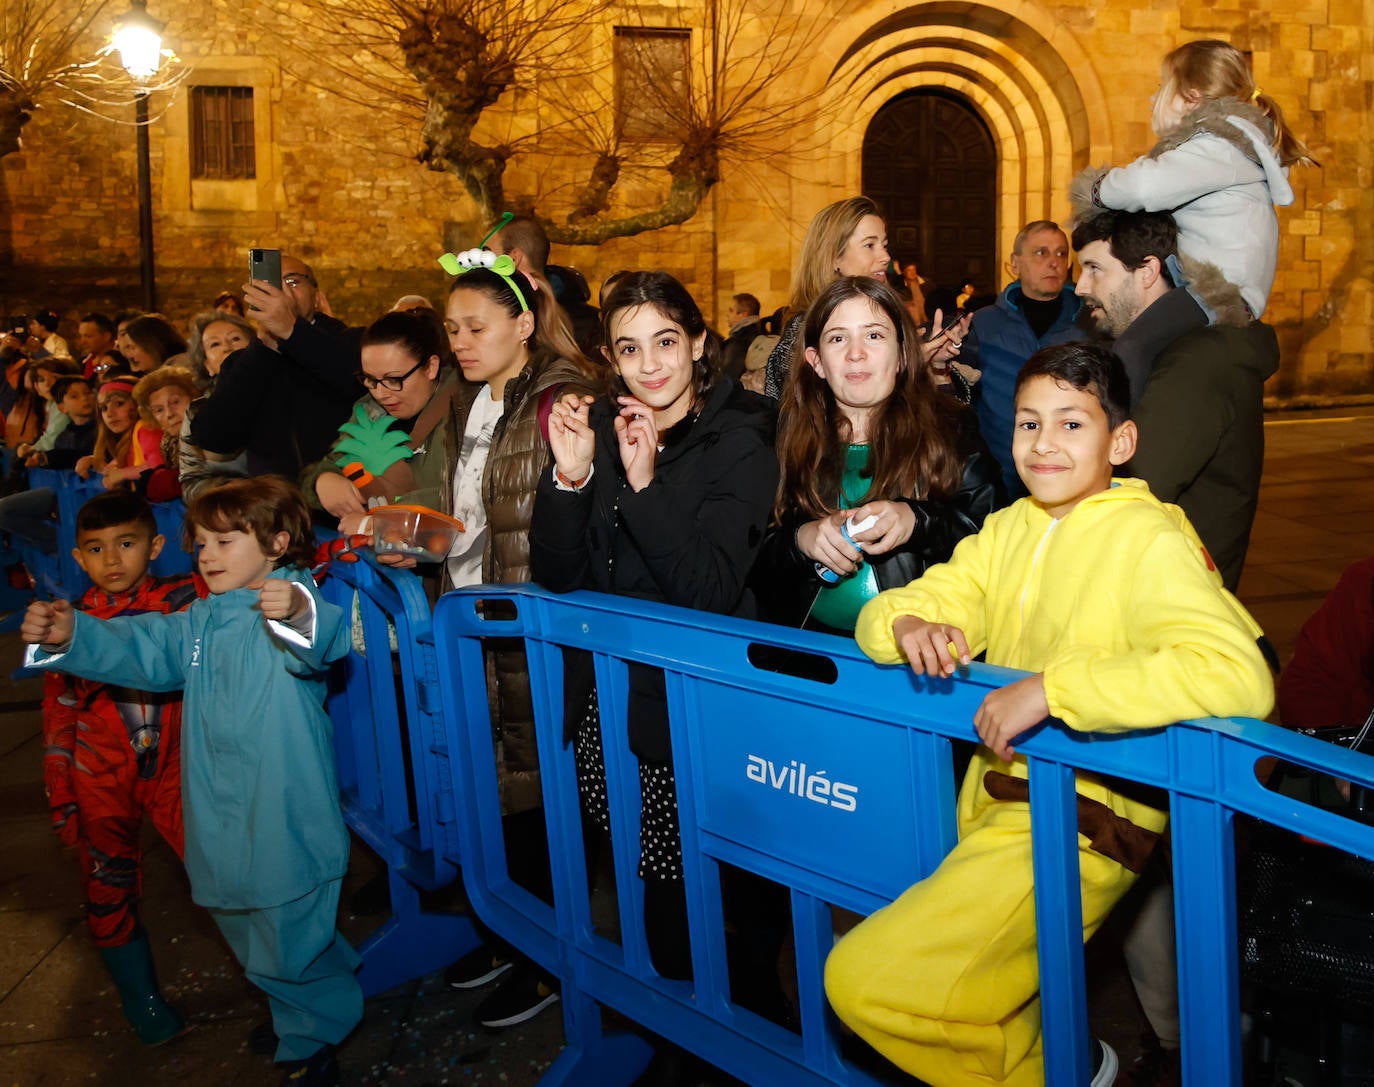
112,0,166,313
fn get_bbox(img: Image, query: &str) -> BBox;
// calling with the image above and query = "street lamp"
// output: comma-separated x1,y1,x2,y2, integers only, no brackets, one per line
113,0,167,312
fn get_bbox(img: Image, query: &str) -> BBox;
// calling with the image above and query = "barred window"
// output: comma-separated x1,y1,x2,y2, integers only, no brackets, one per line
190,86,256,180
614,28,691,141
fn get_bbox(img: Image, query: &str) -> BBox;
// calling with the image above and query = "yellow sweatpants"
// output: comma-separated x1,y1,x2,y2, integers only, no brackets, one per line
824,796,1140,1087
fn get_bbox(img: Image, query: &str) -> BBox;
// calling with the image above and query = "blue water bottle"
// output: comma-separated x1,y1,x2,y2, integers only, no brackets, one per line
815,513,878,584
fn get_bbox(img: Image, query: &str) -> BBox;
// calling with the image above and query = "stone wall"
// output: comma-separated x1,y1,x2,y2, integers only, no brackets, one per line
2,0,1370,400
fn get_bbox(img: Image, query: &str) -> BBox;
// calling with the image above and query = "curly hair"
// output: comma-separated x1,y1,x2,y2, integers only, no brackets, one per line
133,365,199,427
1071,210,1179,273
774,276,965,522
186,310,255,386
184,477,316,570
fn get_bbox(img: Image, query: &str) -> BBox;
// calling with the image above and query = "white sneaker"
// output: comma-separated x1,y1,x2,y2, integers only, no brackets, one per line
1090,1038,1120,1087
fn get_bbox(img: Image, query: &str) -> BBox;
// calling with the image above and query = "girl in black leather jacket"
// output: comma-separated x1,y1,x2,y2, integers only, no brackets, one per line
753,276,1005,632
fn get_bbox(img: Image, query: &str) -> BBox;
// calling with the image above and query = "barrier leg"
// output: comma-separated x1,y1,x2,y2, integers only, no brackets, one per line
1029,759,1091,1087
1172,792,1242,1086
538,988,654,1087
355,874,482,997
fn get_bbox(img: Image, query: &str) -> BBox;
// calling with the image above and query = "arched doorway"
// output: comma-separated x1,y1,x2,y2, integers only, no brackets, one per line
862,90,997,299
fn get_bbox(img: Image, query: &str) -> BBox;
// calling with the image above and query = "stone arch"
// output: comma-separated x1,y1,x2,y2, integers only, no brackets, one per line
789,0,1107,271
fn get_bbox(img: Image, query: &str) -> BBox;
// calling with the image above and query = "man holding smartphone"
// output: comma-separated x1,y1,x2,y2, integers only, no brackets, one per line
190,251,361,479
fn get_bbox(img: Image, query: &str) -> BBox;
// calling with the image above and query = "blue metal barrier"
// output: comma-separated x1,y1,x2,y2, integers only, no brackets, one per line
13,469,193,601
320,556,479,996
428,585,1374,1087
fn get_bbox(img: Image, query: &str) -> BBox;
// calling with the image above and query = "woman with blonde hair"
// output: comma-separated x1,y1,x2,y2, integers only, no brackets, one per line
763,197,966,399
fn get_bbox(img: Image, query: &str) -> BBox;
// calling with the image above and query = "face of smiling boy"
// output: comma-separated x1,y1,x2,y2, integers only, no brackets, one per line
1013,374,1137,519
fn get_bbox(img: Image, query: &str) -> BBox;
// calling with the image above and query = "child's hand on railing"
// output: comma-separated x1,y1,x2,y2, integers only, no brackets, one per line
893,614,971,677
974,673,1050,762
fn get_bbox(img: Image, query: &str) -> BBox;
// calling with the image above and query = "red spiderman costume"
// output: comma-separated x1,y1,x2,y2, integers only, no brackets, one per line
41,572,201,1042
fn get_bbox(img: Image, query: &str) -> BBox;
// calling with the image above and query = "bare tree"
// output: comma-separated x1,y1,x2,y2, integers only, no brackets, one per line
0,0,185,159
267,0,824,244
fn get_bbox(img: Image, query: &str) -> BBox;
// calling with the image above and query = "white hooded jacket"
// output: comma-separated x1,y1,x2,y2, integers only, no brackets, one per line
1090,98,1293,320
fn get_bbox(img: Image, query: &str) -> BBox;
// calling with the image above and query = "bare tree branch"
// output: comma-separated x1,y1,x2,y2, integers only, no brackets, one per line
0,0,188,158
264,0,828,244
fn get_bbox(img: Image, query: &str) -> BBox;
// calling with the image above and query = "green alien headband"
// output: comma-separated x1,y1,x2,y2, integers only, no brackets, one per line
437,212,529,313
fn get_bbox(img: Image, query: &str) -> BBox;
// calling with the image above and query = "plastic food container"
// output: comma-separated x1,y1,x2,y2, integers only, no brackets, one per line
368,505,465,562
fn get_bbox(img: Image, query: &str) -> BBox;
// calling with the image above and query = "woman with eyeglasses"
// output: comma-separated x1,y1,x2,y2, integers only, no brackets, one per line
301,309,459,530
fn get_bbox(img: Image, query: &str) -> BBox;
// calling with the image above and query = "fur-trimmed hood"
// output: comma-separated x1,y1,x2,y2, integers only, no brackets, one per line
1146,97,1292,205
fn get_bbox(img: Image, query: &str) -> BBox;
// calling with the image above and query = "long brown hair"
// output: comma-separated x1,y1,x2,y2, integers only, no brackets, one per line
774,276,965,522
92,378,137,470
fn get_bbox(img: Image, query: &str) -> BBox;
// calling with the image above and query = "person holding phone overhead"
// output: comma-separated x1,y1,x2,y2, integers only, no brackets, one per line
190,251,363,479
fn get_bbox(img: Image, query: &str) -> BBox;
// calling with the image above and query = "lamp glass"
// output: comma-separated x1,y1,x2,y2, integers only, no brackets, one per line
113,23,163,80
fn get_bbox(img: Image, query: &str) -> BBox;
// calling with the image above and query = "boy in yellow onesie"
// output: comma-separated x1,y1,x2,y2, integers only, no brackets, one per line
824,343,1274,1087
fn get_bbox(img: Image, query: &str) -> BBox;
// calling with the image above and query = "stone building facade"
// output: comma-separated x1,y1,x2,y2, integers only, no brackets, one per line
2,0,1370,399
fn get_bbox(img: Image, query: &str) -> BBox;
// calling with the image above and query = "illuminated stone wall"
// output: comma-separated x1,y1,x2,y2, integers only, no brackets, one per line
2,0,1370,398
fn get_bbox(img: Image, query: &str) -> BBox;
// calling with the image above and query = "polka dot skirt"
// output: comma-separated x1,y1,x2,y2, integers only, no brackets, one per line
573,687,684,882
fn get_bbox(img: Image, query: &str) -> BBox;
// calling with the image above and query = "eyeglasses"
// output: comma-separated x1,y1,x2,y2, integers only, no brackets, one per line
283,274,315,288
355,358,425,392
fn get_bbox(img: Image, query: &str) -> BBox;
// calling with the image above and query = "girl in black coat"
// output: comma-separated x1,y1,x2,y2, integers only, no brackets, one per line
530,273,785,1065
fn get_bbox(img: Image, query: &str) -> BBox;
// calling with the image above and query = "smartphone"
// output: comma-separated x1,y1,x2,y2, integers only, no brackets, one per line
248,247,282,289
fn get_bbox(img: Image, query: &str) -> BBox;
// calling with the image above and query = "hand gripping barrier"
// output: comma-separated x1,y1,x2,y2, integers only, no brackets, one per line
320,555,479,995
430,585,1374,1086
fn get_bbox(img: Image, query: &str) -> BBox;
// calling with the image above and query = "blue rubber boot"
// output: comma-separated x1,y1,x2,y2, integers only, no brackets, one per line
98,933,185,1045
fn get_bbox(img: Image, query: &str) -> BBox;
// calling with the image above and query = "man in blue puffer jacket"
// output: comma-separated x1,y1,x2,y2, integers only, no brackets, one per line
963,220,1089,496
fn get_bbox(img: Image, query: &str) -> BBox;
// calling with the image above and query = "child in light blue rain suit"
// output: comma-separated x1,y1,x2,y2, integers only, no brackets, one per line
23,477,360,1087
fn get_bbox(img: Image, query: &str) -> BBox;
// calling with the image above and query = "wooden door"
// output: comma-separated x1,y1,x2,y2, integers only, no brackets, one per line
862,90,998,298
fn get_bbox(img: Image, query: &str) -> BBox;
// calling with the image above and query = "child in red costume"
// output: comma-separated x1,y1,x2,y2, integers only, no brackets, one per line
41,491,200,1044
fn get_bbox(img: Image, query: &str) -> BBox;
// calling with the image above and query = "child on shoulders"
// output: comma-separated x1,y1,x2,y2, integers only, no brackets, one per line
824,343,1274,1087
23,477,360,1087
1074,39,1316,326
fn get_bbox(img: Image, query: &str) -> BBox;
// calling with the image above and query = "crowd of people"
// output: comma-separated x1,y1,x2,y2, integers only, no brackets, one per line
4,37,1351,1087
